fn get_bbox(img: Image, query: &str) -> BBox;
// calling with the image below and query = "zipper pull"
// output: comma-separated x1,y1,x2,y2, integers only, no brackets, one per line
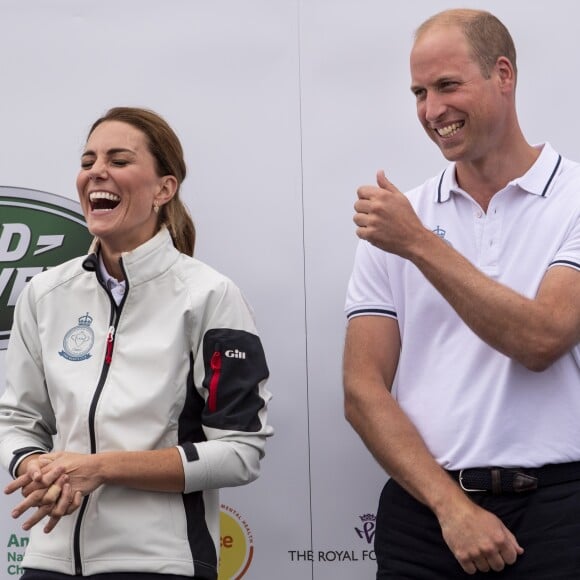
105,326,115,364
210,350,222,371
208,350,222,412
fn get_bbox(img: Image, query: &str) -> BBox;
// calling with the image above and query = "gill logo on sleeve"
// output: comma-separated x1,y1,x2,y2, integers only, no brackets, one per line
225,349,246,359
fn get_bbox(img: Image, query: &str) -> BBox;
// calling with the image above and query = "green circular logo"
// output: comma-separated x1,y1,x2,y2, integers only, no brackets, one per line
0,187,91,349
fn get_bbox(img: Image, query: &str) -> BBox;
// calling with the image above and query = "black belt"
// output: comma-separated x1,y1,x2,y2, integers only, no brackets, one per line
448,461,580,495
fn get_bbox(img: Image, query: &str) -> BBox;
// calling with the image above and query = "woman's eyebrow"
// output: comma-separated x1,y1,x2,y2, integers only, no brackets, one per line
81,147,136,157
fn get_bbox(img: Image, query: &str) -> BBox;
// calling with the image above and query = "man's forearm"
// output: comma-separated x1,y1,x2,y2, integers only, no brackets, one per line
344,378,467,515
407,230,578,370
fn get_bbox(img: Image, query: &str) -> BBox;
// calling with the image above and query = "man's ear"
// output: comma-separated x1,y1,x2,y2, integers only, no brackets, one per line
495,55,516,91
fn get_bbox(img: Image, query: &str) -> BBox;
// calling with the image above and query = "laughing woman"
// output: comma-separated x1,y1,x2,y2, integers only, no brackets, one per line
0,107,272,580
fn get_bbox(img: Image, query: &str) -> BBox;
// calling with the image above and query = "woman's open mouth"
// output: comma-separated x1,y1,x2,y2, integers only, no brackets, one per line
89,191,121,212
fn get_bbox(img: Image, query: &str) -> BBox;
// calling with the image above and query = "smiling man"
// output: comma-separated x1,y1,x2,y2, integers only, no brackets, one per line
344,9,580,579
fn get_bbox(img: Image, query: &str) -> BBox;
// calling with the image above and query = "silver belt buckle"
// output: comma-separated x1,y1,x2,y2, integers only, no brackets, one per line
459,469,486,492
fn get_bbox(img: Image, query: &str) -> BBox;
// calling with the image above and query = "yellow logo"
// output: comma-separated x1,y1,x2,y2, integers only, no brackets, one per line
218,504,254,579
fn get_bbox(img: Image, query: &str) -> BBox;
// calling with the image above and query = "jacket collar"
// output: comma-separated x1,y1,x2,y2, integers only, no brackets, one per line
82,227,180,287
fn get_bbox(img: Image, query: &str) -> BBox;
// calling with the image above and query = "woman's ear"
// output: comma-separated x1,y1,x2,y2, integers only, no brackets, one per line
155,175,178,208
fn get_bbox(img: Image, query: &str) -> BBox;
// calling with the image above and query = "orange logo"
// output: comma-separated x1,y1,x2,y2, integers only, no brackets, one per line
218,504,254,579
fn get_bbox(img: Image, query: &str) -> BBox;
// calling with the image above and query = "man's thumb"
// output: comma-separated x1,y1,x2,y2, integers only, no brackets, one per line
376,170,390,190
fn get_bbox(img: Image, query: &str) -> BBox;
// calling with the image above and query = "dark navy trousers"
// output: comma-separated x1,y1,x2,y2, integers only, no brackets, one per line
375,477,580,579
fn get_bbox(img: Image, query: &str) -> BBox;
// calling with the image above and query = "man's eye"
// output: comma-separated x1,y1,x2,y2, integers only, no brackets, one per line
413,89,426,100
111,159,129,167
440,82,458,91
81,161,94,169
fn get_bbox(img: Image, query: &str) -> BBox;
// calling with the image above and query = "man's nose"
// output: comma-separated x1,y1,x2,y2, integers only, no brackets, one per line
424,92,446,123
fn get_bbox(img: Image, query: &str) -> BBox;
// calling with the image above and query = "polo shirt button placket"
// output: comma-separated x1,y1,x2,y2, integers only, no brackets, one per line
483,201,501,277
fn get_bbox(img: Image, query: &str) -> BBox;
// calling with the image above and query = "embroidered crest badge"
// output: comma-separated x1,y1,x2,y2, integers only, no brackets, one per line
59,313,95,361
432,225,452,246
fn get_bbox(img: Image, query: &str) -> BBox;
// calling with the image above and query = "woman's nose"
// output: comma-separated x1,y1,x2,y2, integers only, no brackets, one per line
88,160,108,180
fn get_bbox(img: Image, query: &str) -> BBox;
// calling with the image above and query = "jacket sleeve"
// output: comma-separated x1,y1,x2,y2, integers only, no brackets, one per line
0,281,55,478
177,278,273,493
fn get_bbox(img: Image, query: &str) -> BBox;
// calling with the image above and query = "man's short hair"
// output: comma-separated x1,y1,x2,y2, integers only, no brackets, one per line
415,9,517,79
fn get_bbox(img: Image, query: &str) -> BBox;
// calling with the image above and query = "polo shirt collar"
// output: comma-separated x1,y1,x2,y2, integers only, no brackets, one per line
435,142,562,203
512,143,562,197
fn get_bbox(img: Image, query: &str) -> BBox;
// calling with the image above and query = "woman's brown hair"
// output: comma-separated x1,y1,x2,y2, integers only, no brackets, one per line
88,107,195,256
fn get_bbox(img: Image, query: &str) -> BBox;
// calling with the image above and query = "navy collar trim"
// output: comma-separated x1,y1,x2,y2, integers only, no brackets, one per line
437,169,446,203
541,154,562,197
435,146,563,203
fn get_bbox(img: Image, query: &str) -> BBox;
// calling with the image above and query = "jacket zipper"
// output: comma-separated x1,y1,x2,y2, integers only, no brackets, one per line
105,326,115,364
208,349,222,412
73,273,125,575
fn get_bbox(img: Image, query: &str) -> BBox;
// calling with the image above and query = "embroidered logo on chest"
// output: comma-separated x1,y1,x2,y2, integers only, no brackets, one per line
432,225,453,246
58,313,95,361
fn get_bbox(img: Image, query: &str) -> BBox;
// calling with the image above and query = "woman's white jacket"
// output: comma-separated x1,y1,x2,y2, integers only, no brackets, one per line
0,227,272,579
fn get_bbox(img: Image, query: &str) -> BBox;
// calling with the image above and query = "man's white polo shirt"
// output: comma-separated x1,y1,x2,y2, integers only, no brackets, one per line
345,143,580,470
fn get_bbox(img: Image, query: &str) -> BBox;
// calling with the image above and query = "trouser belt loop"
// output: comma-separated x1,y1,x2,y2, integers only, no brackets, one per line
491,468,502,495
512,471,539,492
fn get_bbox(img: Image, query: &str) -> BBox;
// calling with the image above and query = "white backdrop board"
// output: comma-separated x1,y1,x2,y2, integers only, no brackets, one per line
0,1,579,578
